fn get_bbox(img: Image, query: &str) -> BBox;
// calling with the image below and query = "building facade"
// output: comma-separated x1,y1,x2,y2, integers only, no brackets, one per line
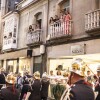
0,0,100,75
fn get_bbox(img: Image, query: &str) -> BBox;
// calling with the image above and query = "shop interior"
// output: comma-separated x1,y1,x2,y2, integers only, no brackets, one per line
49,53,100,76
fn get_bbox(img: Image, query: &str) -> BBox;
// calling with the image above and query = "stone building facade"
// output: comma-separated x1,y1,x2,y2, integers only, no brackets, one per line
0,0,100,75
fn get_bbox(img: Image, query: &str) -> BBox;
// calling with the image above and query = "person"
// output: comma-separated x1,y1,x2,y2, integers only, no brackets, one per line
54,15,59,23
27,71,41,100
28,25,34,33
49,17,54,25
95,66,100,100
0,68,6,89
61,58,95,100
50,70,54,76
41,72,50,100
16,73,23,91
0,74,20,100
86,70,93,84
64,10,71,34
57,70,62,75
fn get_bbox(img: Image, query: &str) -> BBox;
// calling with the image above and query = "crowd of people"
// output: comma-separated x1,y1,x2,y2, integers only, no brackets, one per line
0,58,100,100
49,10,71,35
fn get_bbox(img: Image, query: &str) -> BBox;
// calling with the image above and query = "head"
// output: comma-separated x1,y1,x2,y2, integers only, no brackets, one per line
57,70,61,75
55,15,59,19
42,72,48,79
0,68,5,74
97,66,100,77
6,74,16,86
29,25,32,29
17,73,21,77
63,72,69,77
50,17,54,20
50,70,53,75
33,71,40,80
68,58,86,85
65,10,70,15
87,71,91,75
69,72,84,84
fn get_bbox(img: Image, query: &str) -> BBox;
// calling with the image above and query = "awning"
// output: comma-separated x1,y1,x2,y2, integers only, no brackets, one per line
0,49,27,60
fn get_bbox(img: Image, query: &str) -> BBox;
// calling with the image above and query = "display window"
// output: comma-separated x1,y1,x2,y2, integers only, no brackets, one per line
19,58,31,75
7,60,17,74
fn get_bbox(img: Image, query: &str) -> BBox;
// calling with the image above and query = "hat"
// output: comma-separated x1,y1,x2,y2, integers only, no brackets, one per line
34,71,40,79
70,58,86,77
56,65,63,70
42,72,48,78
97,65,100,72
6,74,16,84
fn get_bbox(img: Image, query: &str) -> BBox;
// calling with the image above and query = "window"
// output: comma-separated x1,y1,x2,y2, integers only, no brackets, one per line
96,0,100,9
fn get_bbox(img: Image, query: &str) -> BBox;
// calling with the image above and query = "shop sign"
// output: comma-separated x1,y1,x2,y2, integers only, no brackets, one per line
3,13,19,51
71,44,85,55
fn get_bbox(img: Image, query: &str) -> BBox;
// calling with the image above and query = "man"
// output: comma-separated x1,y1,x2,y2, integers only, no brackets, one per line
61,58,95,100
86,70,93,84
95,66,100,100
0,68,6,89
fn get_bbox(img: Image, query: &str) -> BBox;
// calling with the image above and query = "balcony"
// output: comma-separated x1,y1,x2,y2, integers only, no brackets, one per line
26,29,43,46
85,9,100,35
47,20,72,40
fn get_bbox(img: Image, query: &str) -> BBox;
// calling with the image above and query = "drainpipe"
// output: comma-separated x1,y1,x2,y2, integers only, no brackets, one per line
44,0,49,72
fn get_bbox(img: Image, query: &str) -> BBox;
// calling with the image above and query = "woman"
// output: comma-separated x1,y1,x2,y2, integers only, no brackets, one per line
64,10,71,34
41,72,50,100
20,71,30,100
28,71,41,100
0,74,20,100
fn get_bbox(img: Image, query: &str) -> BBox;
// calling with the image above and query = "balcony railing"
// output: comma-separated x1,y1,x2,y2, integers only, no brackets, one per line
85,9,100,33
26,29,42,45
47,20,72,40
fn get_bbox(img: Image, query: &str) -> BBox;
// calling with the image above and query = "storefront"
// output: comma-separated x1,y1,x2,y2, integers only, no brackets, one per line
47,39,100,75
19,58,31,75
6,59,18,74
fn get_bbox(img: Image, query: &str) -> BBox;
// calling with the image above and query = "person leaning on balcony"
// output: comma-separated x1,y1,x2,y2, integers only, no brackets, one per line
54,15,59,23
28,25,34,33
60,10,65,23
49,17,54,25
64,10,71,34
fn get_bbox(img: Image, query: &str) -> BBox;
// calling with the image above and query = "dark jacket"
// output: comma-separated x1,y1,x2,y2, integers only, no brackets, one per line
0,86,20,100
0,74,6,89
29,79,41,100
95,77,100,100
70,80,95,100
41,79,49,98
20,81,30,100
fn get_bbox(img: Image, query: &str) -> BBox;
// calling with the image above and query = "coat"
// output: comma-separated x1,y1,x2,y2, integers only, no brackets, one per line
29,79,41,100
0,86,20,100
0,74,6,89
41,79,49,98
61,80,95,100
95,77,100,100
